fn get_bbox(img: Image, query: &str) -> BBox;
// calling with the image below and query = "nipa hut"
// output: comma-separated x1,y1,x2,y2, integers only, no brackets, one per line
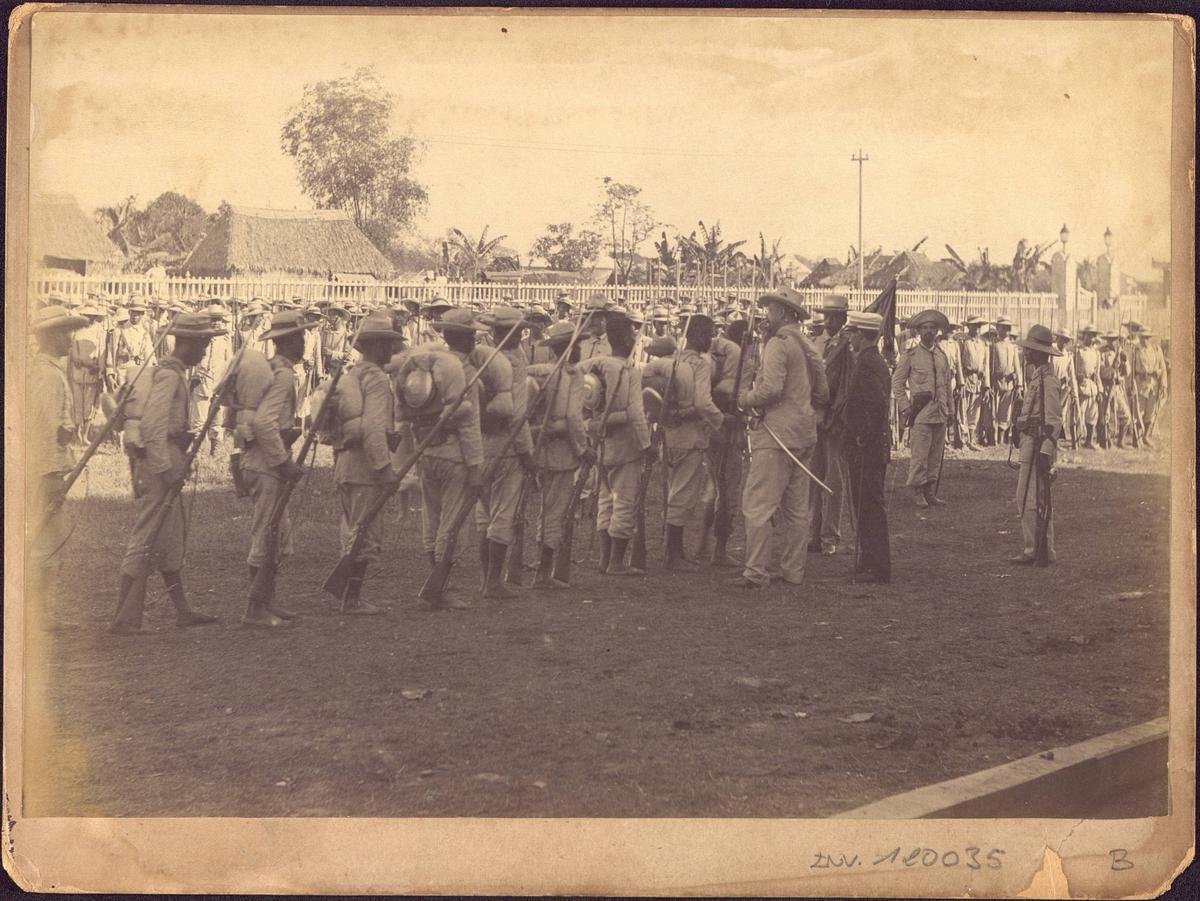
30,194,125,275
182,206,393,281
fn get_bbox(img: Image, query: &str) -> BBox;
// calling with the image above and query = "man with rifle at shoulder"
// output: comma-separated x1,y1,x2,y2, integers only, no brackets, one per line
1009,324,1063,566
697,311,745,566
239,309,320,628
112,313,227,635
328,311,407,615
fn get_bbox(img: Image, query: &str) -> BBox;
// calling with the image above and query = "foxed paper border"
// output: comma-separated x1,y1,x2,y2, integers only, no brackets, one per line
4,6,1194,897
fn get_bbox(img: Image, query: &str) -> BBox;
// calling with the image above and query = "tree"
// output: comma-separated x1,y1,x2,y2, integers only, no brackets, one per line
592,177,658,285
446,226,508,281
95,191,212,271
530,222,603,271
280,66,428,254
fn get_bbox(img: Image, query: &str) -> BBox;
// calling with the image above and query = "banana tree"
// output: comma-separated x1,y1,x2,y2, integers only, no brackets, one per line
447,226,508,281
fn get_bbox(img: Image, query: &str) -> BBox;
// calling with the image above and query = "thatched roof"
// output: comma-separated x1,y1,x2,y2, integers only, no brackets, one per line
31,194,124,266
802,250,963,290
182,206,393,278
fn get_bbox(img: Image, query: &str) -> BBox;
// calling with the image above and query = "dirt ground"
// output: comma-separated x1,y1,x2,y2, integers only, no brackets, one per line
23,438,1171,818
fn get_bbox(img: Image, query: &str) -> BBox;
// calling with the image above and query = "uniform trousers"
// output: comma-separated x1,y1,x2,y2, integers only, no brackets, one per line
244,469,294,567
337,482,392,562
846,448,890,580
536,468,575,549
474,454,522,546
420,456,472,561
964,387,984,440
906,422,946,488
1078,390,1099,429
70,376,101,431
664,447,707,527
597,458,641,539
1015,436,1056,561
32,474,68,627
703,428,744,535
1060,393,1078,443
741,443,814,586
809,430,852,549
120,458,185,578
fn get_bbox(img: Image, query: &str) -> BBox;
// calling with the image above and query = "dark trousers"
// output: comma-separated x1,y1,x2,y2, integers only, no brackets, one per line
846,448,891,581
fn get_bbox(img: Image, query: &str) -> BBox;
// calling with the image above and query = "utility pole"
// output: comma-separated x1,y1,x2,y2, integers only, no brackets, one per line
852,149,869,293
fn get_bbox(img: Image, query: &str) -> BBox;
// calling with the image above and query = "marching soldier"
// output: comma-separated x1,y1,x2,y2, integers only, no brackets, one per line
112,314,225,634
937,323,964,448
68,302,108,443
1073,324,1102,448
1131,327,1167,446
809,294,852,556
577,295,614,361
196,303,236,454
892,309,952,508
842,311,891,583
731,290,828,589
658,314,723,571
524,305,554,364
30,305,90,630
554,291,573,322
240,310,319,628
960,315,991,449
990,316,1024,445
331,311,406,615
529,321,590,589
406,308,486,609
238,300,270,355
585,308,652,575
473,306,535,600
1051,329,1080,447
702,316,744,565
1098,330,1132,448
1010,324,1063,564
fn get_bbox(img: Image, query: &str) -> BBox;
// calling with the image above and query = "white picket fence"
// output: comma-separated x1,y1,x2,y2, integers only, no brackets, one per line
29,271,1154,335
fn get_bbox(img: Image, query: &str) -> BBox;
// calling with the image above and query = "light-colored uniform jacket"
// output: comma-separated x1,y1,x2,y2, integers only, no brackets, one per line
141,358,193,476
334,360,397,486
32,353,75,477
740,322,828,451
530,363,587,472
665,349,722,452
586,356,650,466
892,341,952,426
243,354,300,474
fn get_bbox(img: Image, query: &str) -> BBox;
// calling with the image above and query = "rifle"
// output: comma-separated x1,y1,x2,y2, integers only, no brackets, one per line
708,300,758,547
36,314,178,535
1032,374,1052,566
950,387,964,449
419,314,590,603
551,360,625,584
248,354,348,610
1126,376,1144,447
506,310,596,584
322,319,527,601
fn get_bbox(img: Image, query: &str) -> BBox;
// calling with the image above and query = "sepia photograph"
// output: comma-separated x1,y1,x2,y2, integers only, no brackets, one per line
5,6,1194,895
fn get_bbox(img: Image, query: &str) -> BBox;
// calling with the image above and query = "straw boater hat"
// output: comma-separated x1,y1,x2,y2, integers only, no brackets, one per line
1016,324,1062,357
167,312,227,340
261,310,320,342
34,305,89,334
353,310,406,349
846,311,883,332
650,305,672,323
1140,327,1155,338
430,308,488,334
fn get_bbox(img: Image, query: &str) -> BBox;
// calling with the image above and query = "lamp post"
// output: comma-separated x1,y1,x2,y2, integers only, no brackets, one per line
852,149,869,294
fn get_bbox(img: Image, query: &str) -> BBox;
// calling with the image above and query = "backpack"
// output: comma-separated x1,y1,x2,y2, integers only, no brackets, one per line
311,363,365,448
223,348,273,447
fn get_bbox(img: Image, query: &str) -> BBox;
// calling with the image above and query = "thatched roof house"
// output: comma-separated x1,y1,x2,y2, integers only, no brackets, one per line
182,206,393,280
31,194,125,274
802,250,962,291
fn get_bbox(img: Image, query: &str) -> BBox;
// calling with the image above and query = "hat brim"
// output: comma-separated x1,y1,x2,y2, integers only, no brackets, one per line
355,328,407,347
35,314,90,333
261,321,319,341
1017,337,1063,356
430,320,488,333
758,294,807,318
479,316,532,330
169,327,227,339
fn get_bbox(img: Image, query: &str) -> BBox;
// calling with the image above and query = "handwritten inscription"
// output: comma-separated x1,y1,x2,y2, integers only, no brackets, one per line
811,847,1005,871
1109,849,1134,871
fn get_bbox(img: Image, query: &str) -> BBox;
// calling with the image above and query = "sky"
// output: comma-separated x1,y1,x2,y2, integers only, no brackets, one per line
28,10,1178,278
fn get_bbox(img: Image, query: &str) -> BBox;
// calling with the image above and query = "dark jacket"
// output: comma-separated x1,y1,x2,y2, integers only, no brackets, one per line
842,345,891,462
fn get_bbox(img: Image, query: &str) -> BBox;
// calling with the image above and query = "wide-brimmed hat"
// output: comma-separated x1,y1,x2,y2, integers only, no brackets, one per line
1102,330,1120,340
353,310,406,348
261,310,320,341
168,312,227,339
644,335,677,358
1016,324,1062,356
606,305,644,326
126,296,149,312
993,316,1015,328
846,311,883,332
113,308,131,324
1078,322,1099,334
204,303,230,321
478,305,531,331
422,296,453,314
33,305,89,334
650,305,672,323
537,320,578,349
526,304,552,323
77,303,104,318
430,308,487,334
821,294,850,313
964,315,988,327
1052,327,1072,341
1140,327,1156,338
909,308,951,331
758,287,807,319
1124,320,1143,332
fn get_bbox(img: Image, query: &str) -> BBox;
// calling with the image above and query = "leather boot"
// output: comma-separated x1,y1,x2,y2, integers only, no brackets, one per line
163,571,218,627
664,524,699,572
923,482,947,507
598,530,613,573
343,560,385,615
478,540,491,592
711,515,737,567
251,565,298,620
241,569,286,628
483,540,518,600
607,536,637,575
533,544,568,589
111,572,151,634
696,504,715,560
913,486,929,508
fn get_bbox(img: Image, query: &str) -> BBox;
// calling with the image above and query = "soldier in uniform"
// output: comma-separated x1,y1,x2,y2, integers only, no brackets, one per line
960,315,991,449
1051,328,1080,447
524,305,554,364
529,320,590,589
331,311,405,615
842,311,891,583
937,323,964,448
240,310,319,628
30,305,90,630
472,306,536,600
238,300,271,355
554,291,573,322
320,305,351,370
577,295,614,361
1098,330,1132,448
1073,324,1102,448
1131,327,1167,446
990,316,1025,446
808,294,852,556
1010,325,1063,564
409,308,486,609
892,309,952,508
67,302,108,443
701,315,744,565
659,314,723,570
112,314,225,634
585,309,652,575
731,290,828,589
196,303,236,453
116,297,157,369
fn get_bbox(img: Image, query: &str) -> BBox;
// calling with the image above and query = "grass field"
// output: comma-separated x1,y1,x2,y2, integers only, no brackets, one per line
23,437,1171,817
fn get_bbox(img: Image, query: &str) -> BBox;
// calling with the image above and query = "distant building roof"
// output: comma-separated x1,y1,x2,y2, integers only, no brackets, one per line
802,250,962,290
183,206,393,278
31,194,124,266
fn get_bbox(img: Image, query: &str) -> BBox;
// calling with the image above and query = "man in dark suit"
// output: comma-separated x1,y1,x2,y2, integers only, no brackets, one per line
842,311,891,583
